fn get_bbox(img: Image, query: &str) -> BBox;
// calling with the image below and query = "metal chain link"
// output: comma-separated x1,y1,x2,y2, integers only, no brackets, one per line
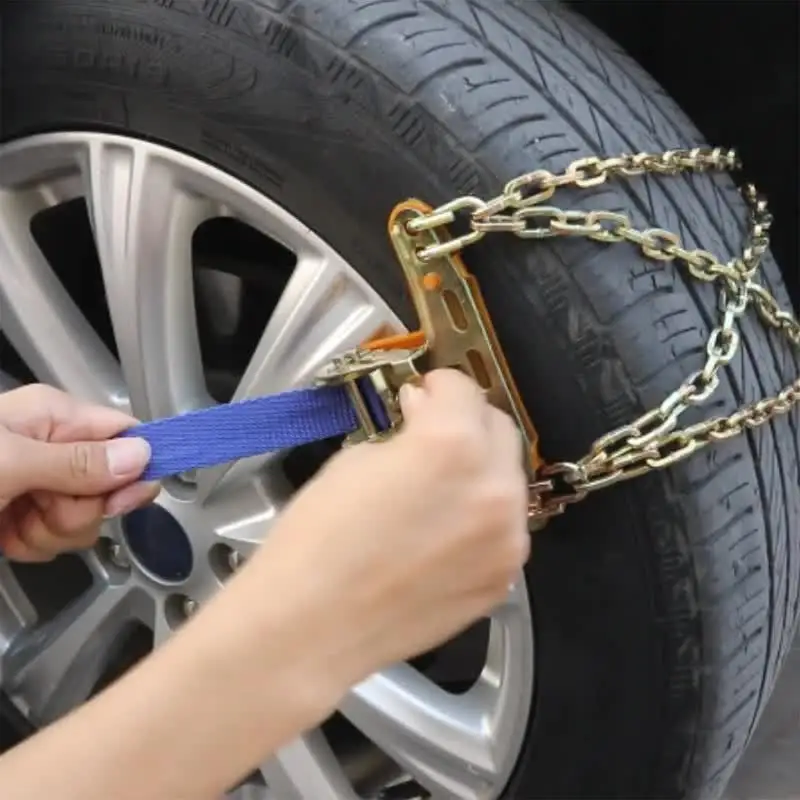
405,147,800,518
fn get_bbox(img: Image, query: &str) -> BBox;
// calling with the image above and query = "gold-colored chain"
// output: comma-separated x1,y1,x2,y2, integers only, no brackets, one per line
406,147,800,518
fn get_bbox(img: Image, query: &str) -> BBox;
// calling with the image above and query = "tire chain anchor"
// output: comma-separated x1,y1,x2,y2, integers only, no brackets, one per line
318,147,799,528
316,201,545,528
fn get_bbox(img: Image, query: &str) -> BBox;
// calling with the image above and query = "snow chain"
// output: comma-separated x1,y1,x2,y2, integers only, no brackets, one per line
403,147,800,522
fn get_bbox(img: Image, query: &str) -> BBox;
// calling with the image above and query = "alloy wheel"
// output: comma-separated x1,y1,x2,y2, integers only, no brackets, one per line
0,132,534,800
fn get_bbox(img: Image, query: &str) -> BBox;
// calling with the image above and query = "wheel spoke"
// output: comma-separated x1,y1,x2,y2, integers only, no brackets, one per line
477,582,535,783
0,189,127,407
80,139,214,421
236,254,395,392
151,595,176,649
0,370,21,392
260,732,358,800
482,579,532,687
196,254,398,501
210,474,290,558
340,584,532,799
3,583,151,726
0,561,37,678
340,665,501,800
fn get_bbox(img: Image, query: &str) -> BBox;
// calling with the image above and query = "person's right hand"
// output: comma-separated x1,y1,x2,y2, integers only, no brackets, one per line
245,368,531,684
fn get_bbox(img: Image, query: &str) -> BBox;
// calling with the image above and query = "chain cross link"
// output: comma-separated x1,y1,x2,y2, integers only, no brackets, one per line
405,147,799,518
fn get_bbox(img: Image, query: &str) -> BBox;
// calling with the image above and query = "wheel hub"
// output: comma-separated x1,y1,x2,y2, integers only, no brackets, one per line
122,505,194,584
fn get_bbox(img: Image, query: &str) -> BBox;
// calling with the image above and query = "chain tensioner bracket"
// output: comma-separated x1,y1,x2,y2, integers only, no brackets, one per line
316,199,543,518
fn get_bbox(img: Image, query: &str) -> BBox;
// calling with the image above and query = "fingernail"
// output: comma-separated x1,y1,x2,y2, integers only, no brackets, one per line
105,438,151,477
104,481,160,519
104,497,137,519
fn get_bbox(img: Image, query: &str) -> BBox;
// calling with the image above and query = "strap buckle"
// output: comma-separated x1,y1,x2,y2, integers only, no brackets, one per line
316,199,543,495
315,346,426,444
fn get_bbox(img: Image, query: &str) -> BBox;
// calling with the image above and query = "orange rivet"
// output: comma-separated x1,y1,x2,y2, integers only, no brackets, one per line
423,272,442,291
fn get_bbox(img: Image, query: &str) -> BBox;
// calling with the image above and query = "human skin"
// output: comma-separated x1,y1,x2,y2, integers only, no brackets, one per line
0,383,159,559
0,370,530,799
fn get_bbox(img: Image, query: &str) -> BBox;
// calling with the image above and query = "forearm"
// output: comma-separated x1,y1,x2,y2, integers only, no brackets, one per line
0,546,359,800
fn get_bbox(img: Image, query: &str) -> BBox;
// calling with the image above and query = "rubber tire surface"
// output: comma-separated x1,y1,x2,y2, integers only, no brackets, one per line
2,1,799,798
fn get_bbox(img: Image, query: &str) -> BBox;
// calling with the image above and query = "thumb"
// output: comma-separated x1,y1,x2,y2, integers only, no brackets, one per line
10,435,152,496
398,381,427,423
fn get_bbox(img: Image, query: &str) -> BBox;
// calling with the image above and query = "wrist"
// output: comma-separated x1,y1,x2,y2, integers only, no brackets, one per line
0,586,353,800
207,547,362,717
227,534,382,700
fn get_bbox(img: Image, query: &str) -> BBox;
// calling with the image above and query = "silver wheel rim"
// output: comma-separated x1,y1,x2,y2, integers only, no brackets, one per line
0,132,534,800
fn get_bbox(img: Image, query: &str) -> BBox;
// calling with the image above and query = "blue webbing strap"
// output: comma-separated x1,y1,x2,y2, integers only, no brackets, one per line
121,380,390,481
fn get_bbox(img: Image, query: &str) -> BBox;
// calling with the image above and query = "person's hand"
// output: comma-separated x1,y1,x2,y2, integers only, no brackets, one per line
0,384,159,562
238,368,531,686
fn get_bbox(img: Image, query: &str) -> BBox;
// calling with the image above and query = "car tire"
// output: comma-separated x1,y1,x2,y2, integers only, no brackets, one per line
2,1,799,798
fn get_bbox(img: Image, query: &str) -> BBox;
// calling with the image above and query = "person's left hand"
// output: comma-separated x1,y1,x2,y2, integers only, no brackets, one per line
0,384,159,562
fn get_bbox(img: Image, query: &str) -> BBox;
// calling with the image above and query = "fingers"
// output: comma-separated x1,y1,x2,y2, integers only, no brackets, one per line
399,368,489,428
0,383,137,441
409,370,530,545
105,480,161,518
4,433,152,497
0,385,157,562
399,369,527,468
0,481,159,562
485,407,531,559
485,403,526,475
9,495,106,559
0,383,151,499
49,400,139,442
0,534,54,563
